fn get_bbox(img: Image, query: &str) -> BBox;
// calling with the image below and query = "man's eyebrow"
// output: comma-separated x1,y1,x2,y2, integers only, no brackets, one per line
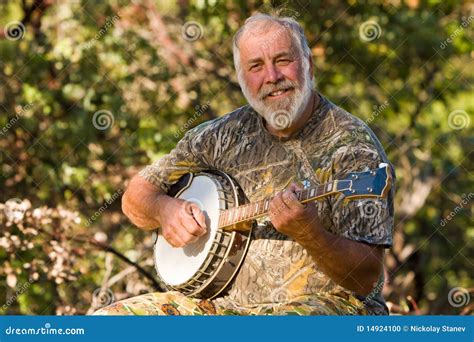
247,57,263,65
273,51,293,59
246,51,293,65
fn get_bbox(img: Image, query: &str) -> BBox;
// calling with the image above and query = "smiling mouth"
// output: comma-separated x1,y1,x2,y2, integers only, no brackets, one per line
266,88,293,98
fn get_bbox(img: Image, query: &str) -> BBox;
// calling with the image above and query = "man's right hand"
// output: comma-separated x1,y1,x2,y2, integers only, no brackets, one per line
122,174,207,247
157,196,208,248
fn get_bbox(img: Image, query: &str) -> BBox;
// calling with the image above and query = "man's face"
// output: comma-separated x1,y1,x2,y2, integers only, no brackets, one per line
237,23,313,130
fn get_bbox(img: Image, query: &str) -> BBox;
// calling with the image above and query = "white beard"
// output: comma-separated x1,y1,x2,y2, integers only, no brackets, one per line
239,62,313,130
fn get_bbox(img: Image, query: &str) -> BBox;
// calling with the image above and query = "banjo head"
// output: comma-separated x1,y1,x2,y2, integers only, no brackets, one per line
154,174,221,286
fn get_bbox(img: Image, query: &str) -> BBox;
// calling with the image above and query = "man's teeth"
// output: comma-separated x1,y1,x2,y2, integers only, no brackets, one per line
269,89,287,96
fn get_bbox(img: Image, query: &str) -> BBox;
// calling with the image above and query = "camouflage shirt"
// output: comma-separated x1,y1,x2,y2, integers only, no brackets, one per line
140,92,395,315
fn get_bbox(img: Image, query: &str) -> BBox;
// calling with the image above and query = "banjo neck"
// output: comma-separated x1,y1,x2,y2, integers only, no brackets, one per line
218,180,344,229
217,164,392,229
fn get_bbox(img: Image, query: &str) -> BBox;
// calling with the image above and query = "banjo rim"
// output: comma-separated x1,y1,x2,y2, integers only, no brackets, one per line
153,170,252,299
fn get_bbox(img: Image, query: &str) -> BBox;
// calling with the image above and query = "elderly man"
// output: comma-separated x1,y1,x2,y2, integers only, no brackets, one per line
95,12,395,316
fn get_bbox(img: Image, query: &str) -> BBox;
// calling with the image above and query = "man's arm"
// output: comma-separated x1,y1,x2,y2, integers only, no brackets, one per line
269,183,384,296
297,222,383,296
122,174,207,247
122,174,167,230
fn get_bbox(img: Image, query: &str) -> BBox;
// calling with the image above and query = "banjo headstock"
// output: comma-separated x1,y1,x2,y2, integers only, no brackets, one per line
335,163,392,199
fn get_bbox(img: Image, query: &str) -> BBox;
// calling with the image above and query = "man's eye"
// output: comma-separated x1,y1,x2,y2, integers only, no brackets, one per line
249,64,261,71
276,59,290,65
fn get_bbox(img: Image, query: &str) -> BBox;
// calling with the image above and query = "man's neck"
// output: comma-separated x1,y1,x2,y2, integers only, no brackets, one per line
265,91,318,139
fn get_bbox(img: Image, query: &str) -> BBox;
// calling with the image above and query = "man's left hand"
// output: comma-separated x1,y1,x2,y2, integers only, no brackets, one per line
268,183,322,242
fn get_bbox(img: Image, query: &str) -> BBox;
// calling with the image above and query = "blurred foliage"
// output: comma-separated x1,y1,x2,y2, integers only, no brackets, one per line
0,0,472,315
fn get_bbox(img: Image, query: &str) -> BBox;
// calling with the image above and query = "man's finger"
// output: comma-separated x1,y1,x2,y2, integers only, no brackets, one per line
190,204,207,234
271,191,290,215
282,183,306,209
289,182,304,192
165,228,186,248
174,220,200,244
181,215,205,239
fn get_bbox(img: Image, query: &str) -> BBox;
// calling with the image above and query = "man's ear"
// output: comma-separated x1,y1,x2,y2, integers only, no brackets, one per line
308,56,314,80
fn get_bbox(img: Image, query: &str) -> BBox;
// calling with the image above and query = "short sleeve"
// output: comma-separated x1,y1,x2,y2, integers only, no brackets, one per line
138,128,211,194
326,132,395,248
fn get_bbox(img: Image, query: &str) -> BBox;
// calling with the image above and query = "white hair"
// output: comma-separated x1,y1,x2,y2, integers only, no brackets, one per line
232,13,312,78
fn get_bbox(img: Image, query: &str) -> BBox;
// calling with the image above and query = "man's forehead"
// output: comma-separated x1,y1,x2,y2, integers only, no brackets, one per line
239,25,295,61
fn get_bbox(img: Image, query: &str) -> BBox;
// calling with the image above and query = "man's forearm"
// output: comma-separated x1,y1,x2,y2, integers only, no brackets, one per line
297,222,383,295
122,175,169,230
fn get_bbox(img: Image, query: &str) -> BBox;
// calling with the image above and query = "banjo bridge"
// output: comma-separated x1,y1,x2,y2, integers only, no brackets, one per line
221,221,253,232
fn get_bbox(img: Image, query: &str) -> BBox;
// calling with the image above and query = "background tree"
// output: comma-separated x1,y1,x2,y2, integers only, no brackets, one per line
0,0,472,314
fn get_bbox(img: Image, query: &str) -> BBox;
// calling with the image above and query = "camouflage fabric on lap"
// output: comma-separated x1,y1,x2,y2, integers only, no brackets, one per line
93,290,368,316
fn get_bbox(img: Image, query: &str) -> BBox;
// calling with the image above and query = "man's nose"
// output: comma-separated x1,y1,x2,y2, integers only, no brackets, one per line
264,64,283,84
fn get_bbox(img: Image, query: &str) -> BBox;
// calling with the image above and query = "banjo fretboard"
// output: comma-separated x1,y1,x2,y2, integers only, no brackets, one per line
217,179,353,228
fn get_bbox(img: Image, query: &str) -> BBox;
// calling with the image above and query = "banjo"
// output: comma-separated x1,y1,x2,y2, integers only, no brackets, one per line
153,163,392,299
